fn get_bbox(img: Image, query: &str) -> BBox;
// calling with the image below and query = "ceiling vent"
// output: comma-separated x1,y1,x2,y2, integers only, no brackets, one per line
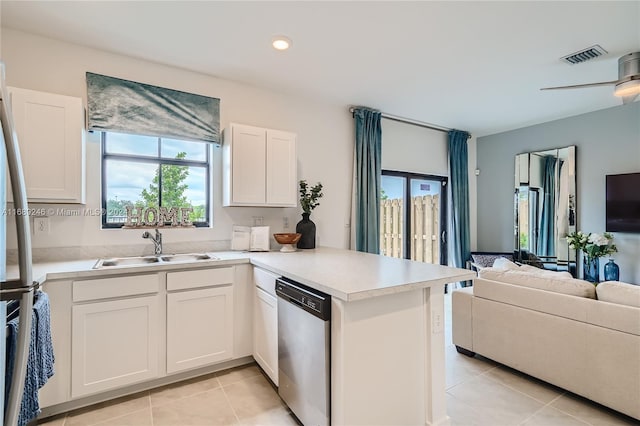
561,45,608,64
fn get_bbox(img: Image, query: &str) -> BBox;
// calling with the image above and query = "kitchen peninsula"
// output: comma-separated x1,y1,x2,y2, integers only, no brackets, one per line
22,247,474,426
251,248,475,425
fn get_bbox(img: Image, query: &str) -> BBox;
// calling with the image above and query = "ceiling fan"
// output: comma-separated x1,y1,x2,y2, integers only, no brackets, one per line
541,52,640,104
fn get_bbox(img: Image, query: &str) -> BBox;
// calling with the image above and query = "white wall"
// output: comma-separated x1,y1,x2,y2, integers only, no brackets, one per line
1,28,354,253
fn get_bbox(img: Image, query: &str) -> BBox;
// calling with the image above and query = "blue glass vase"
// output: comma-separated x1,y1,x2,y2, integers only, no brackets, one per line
604,259,620,281
583,256,599,283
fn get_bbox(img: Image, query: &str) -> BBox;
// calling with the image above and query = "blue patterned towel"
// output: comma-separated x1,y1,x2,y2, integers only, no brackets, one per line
4,291,55,426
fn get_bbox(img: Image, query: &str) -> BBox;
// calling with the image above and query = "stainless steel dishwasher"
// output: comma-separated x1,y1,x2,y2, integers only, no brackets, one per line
276,277,330,426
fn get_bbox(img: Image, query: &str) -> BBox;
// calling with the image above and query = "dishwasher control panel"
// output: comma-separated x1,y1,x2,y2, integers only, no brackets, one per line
276,278,331,320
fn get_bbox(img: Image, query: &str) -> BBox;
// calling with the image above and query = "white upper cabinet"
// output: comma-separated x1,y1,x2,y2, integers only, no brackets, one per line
8,87,85,203
266,129,297,206
223,123,297,207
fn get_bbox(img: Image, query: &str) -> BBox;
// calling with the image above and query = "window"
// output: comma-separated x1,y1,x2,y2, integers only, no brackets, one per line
380,170,448,265
102,132,210,228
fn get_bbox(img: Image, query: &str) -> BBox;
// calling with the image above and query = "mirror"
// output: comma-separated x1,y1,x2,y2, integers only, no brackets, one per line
514,146,577,275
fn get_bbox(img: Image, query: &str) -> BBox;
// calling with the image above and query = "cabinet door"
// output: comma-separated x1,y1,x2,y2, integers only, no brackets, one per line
71,296,159,398
167,286,234,374
230,124,266,205
8,87,85,203
253,286,278,385
266,129,297,206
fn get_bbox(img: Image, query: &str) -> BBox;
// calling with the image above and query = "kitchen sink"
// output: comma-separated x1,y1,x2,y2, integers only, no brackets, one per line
161,253,213,263
93,253,217,269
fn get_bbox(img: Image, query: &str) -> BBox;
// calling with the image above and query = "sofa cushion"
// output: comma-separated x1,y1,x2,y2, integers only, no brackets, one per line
479,267,596,299
596,281,640,308
518,264,573,279
474,278,590,322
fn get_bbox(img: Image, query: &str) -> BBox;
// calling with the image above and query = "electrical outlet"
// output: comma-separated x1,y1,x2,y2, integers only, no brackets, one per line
432,305,444,334
253,216,264,226
283,216,289,230
34,217,50,235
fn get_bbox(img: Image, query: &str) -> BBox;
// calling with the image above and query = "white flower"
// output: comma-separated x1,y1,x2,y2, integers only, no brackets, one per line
588,233,609,246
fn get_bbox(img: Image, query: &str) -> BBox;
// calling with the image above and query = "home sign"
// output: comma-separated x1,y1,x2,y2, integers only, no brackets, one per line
125,206,194,227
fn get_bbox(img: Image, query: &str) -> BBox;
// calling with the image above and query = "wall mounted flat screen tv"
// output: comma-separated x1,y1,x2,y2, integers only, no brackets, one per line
606,172,640,233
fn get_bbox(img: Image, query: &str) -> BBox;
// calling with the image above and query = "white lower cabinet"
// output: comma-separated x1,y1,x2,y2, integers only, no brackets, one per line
253,267,279,385
71,295,160,398
166,285,234,374
50,266,245,410
253,286,278,384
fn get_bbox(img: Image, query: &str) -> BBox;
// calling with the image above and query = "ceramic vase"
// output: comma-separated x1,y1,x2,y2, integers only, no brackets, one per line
603,259,620,281
296,213,316,249
583,256,600,283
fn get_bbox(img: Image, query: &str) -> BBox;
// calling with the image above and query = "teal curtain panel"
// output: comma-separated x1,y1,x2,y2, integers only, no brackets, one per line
354,107,382,254
448,129,471,278
539,156,557,257
86,72,220,144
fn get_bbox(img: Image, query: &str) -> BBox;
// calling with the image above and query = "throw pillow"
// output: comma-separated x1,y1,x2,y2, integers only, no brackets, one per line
471,254,513,269
596,281,640,308
518,251,545,269
492,257,520,270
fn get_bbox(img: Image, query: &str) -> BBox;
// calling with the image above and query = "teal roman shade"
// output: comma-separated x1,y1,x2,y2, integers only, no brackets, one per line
86,72,220,144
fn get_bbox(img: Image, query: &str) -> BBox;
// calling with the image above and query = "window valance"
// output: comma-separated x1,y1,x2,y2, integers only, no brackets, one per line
86,72,220,144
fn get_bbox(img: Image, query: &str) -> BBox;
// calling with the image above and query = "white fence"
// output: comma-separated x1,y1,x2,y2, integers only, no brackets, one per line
380,195,440,264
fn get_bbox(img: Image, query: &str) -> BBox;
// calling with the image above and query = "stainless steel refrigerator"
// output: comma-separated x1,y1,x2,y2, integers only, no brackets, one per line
1,62,35,426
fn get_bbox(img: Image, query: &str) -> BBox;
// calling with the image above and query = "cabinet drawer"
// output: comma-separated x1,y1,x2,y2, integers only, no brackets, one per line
73,274,159,302
254,267,279,297
167,267,234,291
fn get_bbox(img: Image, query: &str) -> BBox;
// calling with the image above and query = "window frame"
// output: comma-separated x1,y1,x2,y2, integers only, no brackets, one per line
381,169,448,265
101,132,211,229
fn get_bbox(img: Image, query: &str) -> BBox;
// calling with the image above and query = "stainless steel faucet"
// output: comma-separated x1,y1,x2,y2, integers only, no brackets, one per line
142,229,163,255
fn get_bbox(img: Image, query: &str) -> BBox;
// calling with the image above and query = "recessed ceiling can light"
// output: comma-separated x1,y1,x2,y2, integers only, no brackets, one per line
272,36,292,51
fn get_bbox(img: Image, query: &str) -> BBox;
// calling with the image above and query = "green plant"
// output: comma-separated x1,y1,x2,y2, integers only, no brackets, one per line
299,180,323,215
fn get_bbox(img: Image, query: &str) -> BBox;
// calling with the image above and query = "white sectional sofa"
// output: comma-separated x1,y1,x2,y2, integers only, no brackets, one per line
452,264,640,420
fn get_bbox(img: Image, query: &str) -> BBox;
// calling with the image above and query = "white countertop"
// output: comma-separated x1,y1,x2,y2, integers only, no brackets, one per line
7,252,251,284
8,247,474,302
250,247,474,301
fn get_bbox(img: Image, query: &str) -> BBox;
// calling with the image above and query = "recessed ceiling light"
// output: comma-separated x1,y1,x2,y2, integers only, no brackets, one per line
272,36,292,51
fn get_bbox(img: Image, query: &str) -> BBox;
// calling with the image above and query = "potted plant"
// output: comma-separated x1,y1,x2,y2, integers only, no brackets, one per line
296,180,323,249
566,231,617,283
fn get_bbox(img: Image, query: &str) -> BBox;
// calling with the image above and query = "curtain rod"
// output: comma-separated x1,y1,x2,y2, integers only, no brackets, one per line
349,107,472,139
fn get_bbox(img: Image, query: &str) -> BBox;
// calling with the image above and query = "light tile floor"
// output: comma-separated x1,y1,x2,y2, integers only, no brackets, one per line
39,292,638,426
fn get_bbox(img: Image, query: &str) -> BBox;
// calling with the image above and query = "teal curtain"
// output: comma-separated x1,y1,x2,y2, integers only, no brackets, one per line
354,108,382,254
538,156,557,257
448,130,471,281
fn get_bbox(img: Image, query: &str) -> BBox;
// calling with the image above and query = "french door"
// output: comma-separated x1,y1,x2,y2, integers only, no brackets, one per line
380,170,448,265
